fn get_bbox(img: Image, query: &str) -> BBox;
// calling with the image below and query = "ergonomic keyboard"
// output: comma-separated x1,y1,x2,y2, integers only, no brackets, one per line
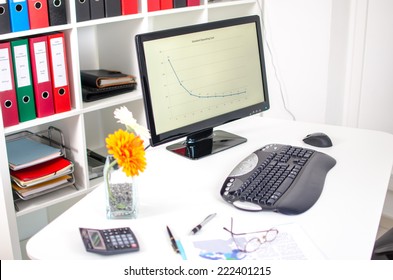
220,144,336,215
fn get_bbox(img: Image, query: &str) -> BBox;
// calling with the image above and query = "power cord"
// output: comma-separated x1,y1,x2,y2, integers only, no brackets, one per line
256,0,296,121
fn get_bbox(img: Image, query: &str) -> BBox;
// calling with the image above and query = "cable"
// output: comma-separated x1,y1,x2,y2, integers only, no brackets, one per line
256,0,296,121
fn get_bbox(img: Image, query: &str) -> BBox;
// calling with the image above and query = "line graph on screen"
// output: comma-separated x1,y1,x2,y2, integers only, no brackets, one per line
167,57,247,99
144,26,264,132
154,35,256,121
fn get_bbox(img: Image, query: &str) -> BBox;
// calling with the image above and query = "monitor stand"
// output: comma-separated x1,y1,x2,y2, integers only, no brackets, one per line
166,128,247,159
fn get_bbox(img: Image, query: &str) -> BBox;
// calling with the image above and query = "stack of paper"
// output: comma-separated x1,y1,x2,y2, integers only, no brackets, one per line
6,136,74,200
10,157,73,186
12,175,72,199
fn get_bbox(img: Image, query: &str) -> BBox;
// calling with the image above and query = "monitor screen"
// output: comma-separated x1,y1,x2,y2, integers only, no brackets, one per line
135,15,270,159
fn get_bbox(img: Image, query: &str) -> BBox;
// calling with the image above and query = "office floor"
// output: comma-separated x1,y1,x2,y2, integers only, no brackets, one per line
376,176,393,239
377,215,393,239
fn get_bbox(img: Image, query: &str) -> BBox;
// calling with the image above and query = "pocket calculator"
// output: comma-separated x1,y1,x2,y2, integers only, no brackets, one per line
79,227,139,255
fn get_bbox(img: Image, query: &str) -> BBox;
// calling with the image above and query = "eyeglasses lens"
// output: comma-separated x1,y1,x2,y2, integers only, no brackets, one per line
265,229,278,242
245,237,261,252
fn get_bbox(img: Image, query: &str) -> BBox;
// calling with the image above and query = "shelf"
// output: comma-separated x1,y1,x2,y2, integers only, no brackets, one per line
75,13,144,28
14,185,89,217
81,90,143,113
146,5,205,17
3,110,81,136
0,24,73,41
0,0,261,259
208,0,256,7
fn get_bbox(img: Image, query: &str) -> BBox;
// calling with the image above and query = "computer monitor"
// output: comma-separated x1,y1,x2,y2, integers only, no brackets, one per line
135,15,270,159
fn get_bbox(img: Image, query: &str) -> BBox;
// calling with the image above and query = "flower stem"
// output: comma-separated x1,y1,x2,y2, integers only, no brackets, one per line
106,157,117,202
106,157,127,210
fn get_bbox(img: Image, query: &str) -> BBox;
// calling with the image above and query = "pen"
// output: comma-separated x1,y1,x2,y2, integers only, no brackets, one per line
190,213,217,235
166,226,180,253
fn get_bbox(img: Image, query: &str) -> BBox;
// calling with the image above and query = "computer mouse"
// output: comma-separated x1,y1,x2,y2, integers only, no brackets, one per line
302,132,333,148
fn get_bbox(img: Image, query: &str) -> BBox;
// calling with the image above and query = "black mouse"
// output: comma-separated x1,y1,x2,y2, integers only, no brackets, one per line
303,132,333,148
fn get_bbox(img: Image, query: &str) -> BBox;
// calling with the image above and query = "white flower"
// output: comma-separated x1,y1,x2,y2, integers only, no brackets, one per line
114,106,134,126
114,106,150,139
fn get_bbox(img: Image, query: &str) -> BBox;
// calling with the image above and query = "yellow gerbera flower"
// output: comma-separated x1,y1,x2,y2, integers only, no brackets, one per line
106,129,146,177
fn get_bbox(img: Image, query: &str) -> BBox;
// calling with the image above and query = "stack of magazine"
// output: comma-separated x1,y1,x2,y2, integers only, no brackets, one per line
5,127,75,201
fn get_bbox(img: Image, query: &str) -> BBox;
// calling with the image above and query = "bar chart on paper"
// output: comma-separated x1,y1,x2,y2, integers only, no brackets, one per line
143,24,265,133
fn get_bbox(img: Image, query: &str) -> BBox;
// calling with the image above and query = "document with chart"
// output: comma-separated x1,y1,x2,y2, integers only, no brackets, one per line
180,223,326,260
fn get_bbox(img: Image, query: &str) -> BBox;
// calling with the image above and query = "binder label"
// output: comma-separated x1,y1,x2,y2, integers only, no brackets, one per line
14,45,32,88
0,48,13,92
49,37,67,88
33,42,50,84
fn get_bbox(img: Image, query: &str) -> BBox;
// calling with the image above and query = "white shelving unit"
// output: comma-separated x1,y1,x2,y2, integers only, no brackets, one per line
0,0,262,259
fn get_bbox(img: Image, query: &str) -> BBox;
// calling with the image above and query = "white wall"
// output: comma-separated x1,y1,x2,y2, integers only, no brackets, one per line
358,0,393,218
357,0,393,134
262,0,333,123
262,0,393,133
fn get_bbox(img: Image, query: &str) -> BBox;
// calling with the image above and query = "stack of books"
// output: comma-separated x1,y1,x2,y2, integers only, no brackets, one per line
6,129,75,200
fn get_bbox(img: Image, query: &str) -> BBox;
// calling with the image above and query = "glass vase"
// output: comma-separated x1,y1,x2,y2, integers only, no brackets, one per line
104,155,138,219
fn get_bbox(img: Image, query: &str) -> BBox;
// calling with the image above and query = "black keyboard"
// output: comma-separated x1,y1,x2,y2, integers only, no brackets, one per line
220,144,336,215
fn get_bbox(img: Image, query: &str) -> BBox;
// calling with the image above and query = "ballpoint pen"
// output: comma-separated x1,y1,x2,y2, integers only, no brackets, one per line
166,226,180,253
190,213,217,235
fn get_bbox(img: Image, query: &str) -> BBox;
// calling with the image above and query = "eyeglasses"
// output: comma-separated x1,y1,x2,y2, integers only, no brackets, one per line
223,217,278,253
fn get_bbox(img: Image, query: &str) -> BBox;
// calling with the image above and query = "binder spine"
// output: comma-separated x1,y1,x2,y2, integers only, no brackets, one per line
148,0,160,12
173,0,187,8
160,0,172,10
104,0,121,17
75,0,90,22
187,0,199,6
0,1,12,34
0,42,19,127
47,33,71,113
10,39,37,122
47,0,67,26
90,0,105,20
29,36,55,118
8,0,30,32
121,0,138,15
27,0,50,29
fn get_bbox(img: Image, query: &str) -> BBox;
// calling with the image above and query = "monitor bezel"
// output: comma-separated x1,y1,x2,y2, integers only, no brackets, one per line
135,15,270,147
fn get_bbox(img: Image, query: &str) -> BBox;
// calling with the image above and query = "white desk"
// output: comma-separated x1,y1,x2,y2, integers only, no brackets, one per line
26,116,393,260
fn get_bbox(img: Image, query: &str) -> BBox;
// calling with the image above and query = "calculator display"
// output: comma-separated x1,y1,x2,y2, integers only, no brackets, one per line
88,230,106,250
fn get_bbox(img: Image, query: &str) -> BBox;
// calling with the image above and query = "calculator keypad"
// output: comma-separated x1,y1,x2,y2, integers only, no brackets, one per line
102,228,139,251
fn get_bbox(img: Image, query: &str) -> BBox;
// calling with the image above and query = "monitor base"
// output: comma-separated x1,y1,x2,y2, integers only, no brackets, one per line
166,130,247,160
